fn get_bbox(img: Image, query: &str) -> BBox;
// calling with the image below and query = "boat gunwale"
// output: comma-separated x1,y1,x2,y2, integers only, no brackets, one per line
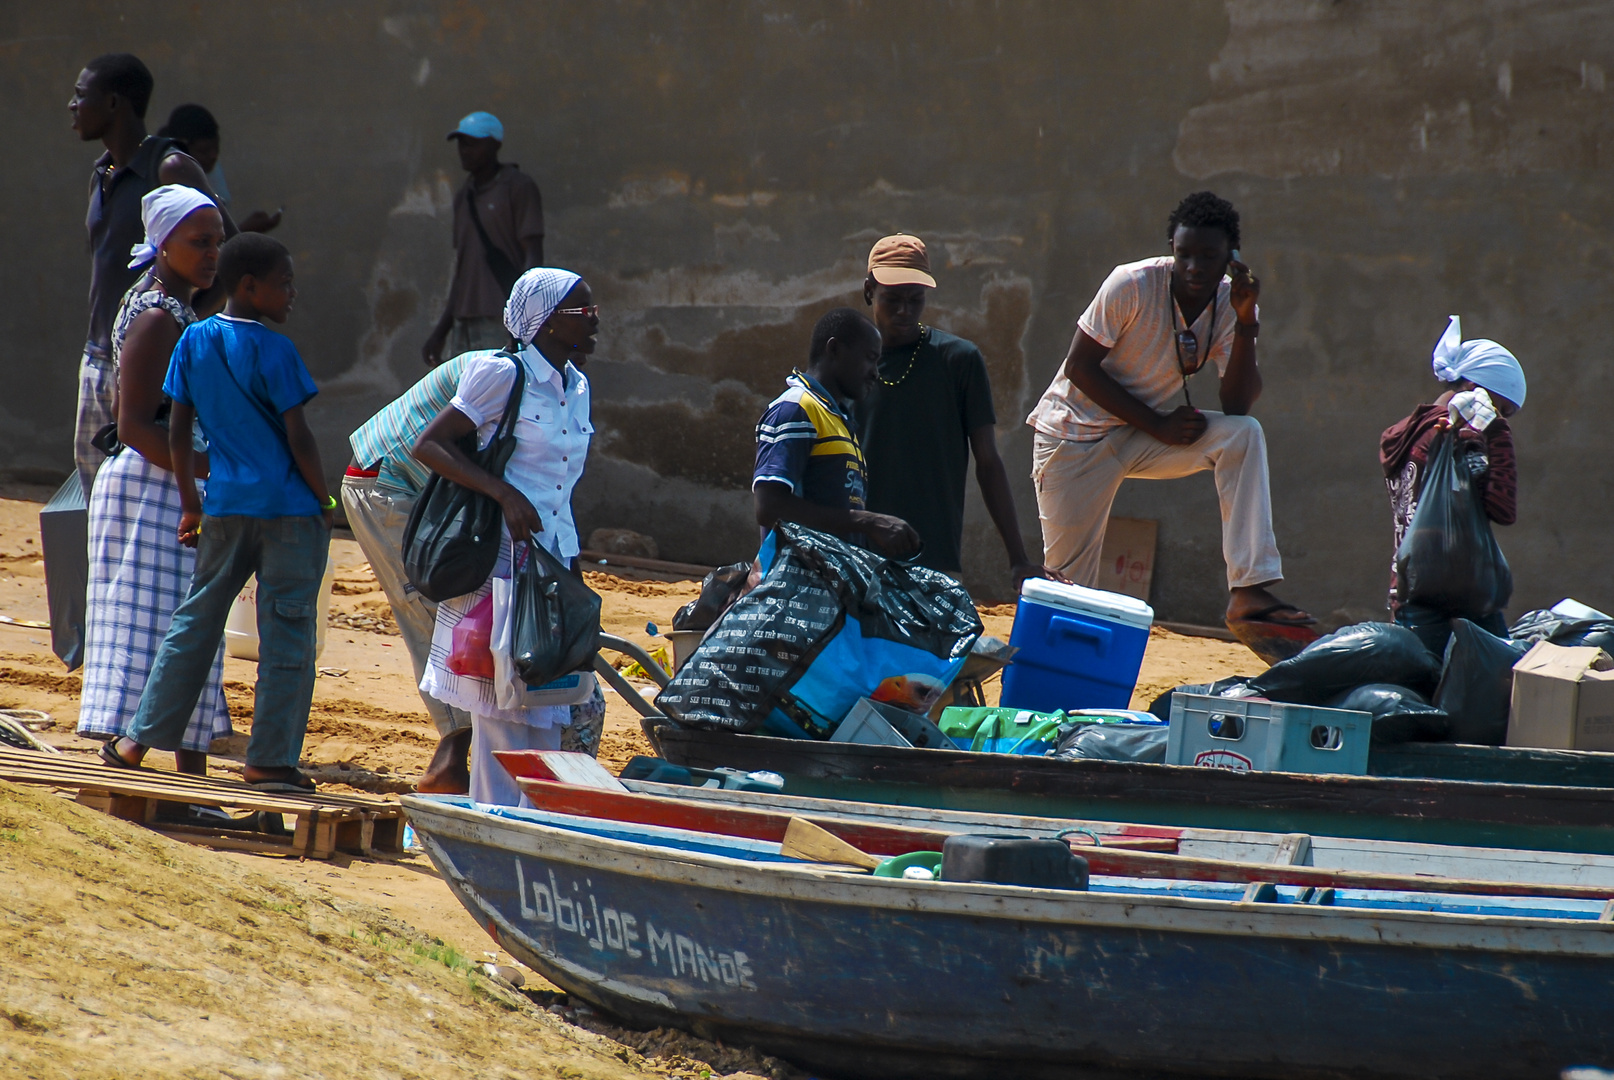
401,795,1614,957
621,777,1614,876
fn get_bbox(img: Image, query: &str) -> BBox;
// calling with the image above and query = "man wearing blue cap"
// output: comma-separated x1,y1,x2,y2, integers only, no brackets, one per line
422,111,545,366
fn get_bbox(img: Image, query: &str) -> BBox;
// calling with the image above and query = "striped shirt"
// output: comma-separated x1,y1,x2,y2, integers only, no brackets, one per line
753,371,867,512
348,353,478,493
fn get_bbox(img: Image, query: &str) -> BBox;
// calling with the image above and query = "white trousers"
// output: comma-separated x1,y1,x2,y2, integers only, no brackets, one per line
1032,412,1283,591
470,711,565,807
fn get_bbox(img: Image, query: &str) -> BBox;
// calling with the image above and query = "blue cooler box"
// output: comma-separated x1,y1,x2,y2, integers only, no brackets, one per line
999,579,1153,712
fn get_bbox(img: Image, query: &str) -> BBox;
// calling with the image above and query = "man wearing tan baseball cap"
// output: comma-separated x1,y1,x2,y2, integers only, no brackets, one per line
859,234,1057,590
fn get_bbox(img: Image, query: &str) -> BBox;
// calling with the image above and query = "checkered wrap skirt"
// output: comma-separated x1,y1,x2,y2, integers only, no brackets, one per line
77,449,231,750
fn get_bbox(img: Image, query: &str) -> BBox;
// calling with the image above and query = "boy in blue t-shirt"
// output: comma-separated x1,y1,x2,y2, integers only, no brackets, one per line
107,234,335,792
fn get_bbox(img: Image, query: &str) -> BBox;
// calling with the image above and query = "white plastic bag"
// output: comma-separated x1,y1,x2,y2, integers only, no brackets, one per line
491,574,596,710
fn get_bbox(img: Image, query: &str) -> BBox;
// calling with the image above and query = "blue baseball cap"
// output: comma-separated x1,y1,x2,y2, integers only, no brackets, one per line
447,111,503,142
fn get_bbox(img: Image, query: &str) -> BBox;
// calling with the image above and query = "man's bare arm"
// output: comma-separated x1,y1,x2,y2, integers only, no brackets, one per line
1063,329,1206,445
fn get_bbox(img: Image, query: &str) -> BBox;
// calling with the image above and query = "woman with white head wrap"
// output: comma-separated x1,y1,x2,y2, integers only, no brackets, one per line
1378,315,1523,655
415,268,601,804
79,185,234,774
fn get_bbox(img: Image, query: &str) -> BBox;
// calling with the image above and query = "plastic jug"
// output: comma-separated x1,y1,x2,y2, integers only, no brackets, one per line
223,556,337,662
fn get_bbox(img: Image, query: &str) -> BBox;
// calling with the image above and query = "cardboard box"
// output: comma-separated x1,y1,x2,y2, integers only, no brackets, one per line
1098,517,1157,603
1506,641,1614,751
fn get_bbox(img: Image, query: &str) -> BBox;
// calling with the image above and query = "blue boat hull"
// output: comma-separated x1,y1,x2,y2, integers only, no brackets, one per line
406,797,1614,1080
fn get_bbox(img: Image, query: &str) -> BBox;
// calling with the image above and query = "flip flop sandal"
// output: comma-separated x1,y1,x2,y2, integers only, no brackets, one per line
98,741,143,770
248,771,317,794
1230,603,1319,627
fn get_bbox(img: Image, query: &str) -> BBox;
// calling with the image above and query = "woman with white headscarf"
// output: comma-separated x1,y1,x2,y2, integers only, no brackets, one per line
79,185,233,773
414,268,600,804
1380,315,1525,653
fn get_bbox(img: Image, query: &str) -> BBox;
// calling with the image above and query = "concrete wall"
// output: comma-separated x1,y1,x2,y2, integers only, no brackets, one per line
5,1,1612,622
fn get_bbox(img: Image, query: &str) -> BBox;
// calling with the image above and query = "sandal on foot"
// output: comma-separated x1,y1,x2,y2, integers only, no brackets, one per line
98,740,143,770
247,770,317,794
1228,602,1318,628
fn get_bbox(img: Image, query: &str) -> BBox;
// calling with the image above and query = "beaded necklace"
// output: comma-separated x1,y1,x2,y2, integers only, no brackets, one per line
878,324,928,387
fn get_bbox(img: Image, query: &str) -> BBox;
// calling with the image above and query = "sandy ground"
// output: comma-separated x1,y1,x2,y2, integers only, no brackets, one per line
0,492,1259,1077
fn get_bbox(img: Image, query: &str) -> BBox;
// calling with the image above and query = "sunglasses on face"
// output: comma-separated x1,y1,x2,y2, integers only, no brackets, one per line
553,305,601,318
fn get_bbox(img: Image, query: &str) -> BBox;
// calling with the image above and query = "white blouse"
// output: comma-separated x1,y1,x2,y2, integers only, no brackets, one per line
450,345,592,559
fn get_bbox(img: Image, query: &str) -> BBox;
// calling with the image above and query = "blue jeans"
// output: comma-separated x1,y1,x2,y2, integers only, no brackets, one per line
127,514,328,767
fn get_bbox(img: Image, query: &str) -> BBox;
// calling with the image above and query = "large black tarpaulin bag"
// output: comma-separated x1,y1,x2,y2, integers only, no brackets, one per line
40,474,88,670
510,539,602,689
1394,428,1513,617
1247,622,1443,704
657,523,982,736
401,353,524,602
1434,618,1528,745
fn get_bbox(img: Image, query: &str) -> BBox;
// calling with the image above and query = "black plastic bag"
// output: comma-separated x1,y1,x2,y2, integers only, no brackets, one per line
657,523,981,735
1509,609,1614,653
1393,428,1513,617
1247,622,1442,704
401,355,524,602
1434,618,1528,745
672,562,752,632
1326,683,1450,744
1053,723,1169,763
511,540,602,689
1147,677,1256,722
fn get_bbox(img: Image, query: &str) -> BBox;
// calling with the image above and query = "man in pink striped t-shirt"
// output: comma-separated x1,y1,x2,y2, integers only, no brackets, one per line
1026,192,1313,628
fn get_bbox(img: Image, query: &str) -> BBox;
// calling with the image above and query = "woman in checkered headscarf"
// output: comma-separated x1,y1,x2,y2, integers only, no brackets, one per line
413,269,603,806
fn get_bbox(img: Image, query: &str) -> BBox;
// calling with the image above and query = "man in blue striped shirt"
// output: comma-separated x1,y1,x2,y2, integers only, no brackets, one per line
345,353,479,791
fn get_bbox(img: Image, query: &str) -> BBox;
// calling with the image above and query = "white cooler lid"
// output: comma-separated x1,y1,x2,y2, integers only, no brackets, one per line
1020,578,1154,630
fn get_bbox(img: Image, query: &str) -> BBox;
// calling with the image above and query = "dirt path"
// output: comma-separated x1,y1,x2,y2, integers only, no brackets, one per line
0,494,1259,1077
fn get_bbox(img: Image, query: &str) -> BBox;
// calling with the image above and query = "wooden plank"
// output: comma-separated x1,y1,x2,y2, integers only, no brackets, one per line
1245,834,1312,900
1274,833,1313,865
0,762,378,817
152,827,311,858
0,747,405,810
1076,846,1614,901
493,749,626,791
577,549,715,577
75,789,155,824
780,818,882,870
654,728,1614,829
1370,741,1614,789
516,777,1176,856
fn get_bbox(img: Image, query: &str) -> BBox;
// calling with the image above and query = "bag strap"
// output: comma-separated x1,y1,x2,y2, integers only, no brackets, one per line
464,184,520,295
490,348,526,443
211,327,287,436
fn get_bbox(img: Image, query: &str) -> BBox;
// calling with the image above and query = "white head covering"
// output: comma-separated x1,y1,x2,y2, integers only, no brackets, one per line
1431,315,1527,408
127,185,218,269
504,268,583,344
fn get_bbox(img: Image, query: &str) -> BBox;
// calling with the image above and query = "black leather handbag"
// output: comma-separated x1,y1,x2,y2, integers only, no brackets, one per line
401,353,524,602
511,538,602,688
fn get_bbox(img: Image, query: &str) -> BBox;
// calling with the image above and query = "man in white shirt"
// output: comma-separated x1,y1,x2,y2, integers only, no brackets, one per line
1026,192,1314,628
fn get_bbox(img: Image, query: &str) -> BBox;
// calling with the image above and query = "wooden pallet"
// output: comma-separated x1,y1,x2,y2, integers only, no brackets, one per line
0,745,405,859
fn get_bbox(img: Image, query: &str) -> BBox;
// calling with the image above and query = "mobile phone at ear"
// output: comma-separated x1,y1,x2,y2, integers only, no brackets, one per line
1231,248,1241,263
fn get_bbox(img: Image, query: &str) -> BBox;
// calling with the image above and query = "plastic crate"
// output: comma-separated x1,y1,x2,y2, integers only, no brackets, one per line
1166,693,1371,776
831,697,954,750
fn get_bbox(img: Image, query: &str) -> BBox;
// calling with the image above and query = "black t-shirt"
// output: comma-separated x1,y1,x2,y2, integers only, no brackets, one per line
85,136,178,359
859,327,996,573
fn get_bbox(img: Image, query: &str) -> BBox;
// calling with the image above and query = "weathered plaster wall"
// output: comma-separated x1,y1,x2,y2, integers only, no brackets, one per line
4,1,1612,621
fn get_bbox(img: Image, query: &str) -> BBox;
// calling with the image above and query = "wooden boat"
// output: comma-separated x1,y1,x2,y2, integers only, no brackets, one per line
653,727,1614,855
491,761,1614,896
403,792,1614,1080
